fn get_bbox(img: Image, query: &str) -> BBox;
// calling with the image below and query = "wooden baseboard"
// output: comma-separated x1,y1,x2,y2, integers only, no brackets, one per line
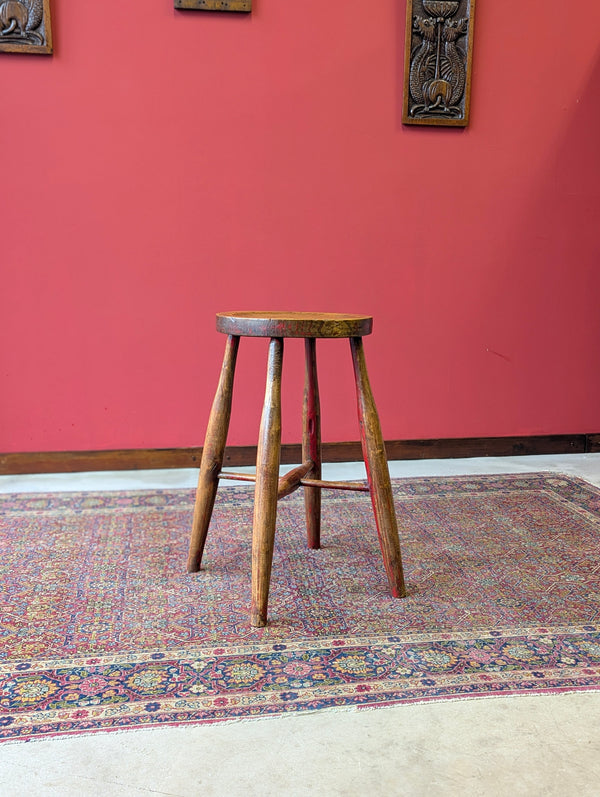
0,434,594,475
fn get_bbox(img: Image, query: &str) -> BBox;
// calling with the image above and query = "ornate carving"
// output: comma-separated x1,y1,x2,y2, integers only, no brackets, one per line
175,0,252,11
402,0,475,127
0,0,51,54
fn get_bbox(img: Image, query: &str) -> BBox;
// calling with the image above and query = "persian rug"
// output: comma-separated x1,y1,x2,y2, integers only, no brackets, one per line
2,473,600,742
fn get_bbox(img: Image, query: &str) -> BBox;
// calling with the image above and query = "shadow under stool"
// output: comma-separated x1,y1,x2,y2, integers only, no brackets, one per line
187,311,407,627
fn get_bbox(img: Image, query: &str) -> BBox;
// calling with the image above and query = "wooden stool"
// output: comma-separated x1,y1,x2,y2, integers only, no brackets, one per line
187,312,406,627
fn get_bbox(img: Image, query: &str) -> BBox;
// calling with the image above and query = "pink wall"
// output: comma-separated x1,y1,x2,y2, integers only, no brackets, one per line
2,0,600,454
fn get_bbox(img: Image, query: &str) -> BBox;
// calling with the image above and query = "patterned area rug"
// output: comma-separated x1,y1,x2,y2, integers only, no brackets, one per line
2,473,600,742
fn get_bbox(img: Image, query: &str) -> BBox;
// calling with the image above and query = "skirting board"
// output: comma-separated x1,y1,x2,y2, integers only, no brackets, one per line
0,435,597,475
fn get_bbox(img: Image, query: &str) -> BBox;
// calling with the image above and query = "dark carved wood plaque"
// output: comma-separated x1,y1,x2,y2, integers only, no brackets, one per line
175,0,251,11
402,0,475,127
0,0,52,54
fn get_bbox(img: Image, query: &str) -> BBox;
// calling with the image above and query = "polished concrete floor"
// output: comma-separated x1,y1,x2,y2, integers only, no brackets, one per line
2,454,600,796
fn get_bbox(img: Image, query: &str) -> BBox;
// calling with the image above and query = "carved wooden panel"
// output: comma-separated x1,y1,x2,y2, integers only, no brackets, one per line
0,0,52,54
402,0,475,127
175,0,251,11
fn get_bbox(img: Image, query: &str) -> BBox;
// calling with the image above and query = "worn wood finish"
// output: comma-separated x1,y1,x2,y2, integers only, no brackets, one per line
251,337,284,628
216,312,372,339
402,0,476,127
218,471,257,483
1,435,589,476
0,0,52,55
217,471,370,493
175,0,251,10
187,335,239,573
300,478,370,493
350,337,407,598
277,461,314,500
303,338,322,549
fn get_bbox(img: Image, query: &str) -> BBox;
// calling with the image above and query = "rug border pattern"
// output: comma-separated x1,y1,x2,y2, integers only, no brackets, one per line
3,472,600,741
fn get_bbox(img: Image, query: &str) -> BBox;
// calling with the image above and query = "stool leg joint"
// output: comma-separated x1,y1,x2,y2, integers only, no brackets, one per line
277,460,314,500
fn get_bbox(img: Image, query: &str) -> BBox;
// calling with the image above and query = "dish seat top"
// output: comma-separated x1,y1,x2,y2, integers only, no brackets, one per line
216,311,373,338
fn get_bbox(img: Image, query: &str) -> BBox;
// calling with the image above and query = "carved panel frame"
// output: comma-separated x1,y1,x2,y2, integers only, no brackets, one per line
402,0,476,127
0,0,52,55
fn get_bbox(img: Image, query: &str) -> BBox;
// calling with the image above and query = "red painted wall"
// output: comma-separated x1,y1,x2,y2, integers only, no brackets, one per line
2,0,600,453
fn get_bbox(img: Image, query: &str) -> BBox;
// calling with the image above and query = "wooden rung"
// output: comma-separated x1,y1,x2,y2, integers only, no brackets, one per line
277,461,314,499
300,478,370,493
217,471,370,493
218,471,257,483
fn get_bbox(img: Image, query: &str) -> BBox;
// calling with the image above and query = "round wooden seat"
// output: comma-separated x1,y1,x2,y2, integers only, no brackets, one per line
216,311,373,338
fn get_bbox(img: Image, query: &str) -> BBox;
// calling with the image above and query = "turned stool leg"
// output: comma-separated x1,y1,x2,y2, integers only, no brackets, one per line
350,336,406,598
187,334,240,573
303,338,322,549
251,337,284,627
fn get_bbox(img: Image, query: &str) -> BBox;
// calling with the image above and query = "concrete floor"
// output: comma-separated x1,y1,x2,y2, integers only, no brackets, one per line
2,454,600,796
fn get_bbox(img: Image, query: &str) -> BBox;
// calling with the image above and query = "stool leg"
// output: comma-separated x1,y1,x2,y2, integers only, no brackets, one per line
187,335,240,573
303,338,322,549
251,337,284,627
350,336,406,598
